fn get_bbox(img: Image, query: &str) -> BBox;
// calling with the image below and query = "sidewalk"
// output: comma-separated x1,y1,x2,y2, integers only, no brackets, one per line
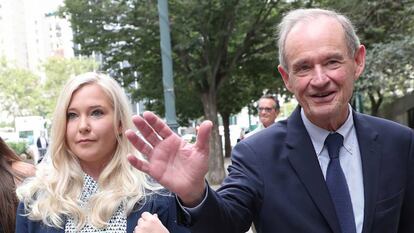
211,156,231,189
211,157,254,233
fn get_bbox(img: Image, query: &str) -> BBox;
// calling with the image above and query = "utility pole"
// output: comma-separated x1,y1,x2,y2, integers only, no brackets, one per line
157,0,179,132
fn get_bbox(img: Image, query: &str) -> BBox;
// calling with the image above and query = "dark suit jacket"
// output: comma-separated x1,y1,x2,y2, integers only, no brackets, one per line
16,193,189,233
184,107,414,233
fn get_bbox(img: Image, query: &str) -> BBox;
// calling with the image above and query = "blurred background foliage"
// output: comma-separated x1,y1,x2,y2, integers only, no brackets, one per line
59,0,414,183
0,0,412,184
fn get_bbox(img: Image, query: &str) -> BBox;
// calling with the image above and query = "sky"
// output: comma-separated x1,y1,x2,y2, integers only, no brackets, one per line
43,0,64,13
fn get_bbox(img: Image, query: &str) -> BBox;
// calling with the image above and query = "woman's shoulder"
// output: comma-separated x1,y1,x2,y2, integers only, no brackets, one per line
12,161,36,177
16,201,53,233
140,190,176,210
132,191,189,233
130,190,178,220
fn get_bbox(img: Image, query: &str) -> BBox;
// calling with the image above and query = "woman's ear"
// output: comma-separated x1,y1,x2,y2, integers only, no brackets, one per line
117,121,123,136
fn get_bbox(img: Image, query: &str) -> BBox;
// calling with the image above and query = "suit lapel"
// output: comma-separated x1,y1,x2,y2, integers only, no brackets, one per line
353,112,381,233
286,107,342,233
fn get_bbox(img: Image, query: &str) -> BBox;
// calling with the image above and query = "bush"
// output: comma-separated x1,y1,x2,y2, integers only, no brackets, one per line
6,141,28,156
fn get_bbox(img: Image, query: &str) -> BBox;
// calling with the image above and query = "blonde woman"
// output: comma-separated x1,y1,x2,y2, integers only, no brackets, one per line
16,72,188,233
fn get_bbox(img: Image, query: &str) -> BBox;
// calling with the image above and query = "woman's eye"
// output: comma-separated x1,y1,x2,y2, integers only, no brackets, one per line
91,109,104,117
67,112,77,120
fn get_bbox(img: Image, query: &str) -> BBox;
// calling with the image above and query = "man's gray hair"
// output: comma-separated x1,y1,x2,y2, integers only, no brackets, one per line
277,8,360,70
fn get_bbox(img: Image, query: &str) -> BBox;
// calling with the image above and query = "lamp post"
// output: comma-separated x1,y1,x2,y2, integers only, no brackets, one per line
157,0,179,133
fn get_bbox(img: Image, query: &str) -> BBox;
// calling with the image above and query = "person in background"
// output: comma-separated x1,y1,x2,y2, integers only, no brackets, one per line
125,8,414,233
16,72,188,233
0,137,35,233
244,95,280,138
244,96,280,233
237,127,246,143
36,131,48,164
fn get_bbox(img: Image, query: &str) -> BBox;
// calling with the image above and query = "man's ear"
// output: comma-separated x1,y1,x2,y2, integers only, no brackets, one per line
354,45,366,80
278,65,293,92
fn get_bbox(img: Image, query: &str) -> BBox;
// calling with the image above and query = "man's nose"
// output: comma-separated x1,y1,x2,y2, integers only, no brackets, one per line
310,65,328,86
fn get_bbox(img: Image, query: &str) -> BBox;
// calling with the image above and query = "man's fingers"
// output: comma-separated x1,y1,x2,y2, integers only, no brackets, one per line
125,129,153,158
138,217,144,225
142,111,174,139
128,154,150,174
195,120,213,151
131,115,162,147
140,211,153,220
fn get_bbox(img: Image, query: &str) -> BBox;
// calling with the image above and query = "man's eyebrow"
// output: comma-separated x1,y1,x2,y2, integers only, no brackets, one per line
291,53,345,68
325,53,345,60
291,59,310,69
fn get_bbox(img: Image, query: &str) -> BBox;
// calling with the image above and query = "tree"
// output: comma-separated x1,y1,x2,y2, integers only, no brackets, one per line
42,57,99,118
218,65,285,158
0,57,98,124
346,0,414,115
318,0,414,114
358,37,414,115
0,59,43,121
61,0,291,184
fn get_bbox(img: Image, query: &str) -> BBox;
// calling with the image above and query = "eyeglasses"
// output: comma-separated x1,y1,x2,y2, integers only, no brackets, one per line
257,107,274,113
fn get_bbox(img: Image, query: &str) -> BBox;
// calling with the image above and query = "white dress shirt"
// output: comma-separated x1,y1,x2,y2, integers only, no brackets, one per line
301,106,364,233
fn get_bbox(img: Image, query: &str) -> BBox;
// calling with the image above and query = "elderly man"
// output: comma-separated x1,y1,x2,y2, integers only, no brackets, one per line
126,8,413,233
245,95,280,138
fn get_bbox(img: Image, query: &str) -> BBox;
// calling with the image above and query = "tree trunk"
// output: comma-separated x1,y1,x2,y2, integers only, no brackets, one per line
201,91,226,185
221,112,232,158
368,90,383,116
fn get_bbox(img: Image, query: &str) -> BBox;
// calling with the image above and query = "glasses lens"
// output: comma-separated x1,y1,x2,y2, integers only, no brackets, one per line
258,107,272,113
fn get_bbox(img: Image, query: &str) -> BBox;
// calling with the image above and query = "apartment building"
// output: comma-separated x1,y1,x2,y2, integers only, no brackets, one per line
0,0,73,75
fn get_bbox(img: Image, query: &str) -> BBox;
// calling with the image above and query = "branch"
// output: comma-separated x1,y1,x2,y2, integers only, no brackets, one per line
227,0,280,80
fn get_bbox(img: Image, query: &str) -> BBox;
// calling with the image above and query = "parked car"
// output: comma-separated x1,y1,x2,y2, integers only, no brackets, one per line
182,133,196,143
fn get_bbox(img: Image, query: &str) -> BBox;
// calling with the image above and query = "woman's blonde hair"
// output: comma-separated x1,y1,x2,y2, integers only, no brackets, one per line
17,72,158,230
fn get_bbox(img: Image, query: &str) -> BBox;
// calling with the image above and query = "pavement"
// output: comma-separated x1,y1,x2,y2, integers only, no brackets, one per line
211,157,254,233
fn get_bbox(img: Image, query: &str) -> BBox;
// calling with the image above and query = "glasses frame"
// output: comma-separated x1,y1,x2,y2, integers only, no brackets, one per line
257,107,274,113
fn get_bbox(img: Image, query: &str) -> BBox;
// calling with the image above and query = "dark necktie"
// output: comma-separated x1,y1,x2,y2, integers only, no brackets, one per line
325,133,356,233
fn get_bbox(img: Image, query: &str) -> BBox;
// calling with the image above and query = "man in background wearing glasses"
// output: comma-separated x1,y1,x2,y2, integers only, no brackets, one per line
245,95,280,138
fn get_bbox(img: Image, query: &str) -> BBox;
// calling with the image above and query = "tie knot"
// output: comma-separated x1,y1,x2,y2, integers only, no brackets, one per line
325,133,344,159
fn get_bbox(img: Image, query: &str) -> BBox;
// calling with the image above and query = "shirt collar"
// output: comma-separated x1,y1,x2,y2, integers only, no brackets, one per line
301,105,354,156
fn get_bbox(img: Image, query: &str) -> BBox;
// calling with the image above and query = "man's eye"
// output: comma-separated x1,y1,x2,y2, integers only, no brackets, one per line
293,65,311,75
295,66,310,72
257,107,273,113
300,65,311,71
326,60,340,68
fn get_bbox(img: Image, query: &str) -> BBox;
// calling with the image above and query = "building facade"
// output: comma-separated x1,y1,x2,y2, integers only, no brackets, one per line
0,0,73,76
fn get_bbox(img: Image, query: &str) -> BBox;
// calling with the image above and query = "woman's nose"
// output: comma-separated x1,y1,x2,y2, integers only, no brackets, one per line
78,116,91,133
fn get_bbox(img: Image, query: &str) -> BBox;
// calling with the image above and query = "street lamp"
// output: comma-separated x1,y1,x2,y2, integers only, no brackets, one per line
157,0,178,132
